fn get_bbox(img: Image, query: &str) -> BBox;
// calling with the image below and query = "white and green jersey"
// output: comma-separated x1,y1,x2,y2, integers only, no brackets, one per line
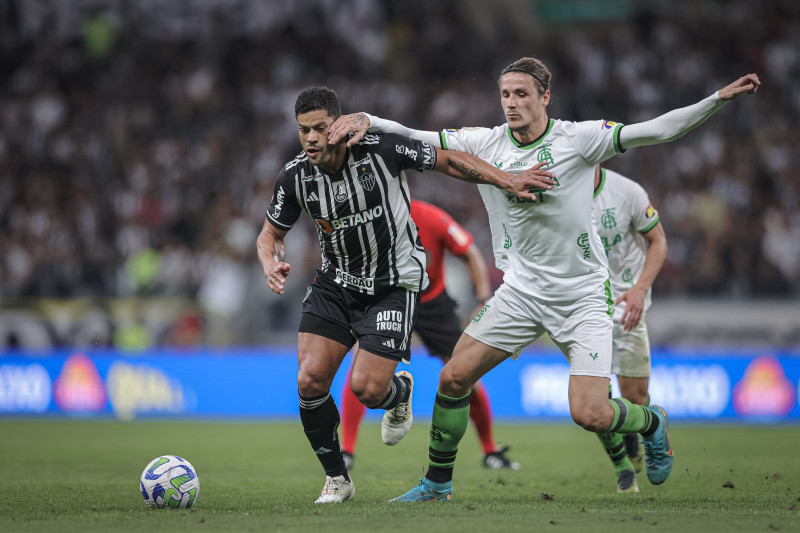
440,118,625,301
593,168,660,319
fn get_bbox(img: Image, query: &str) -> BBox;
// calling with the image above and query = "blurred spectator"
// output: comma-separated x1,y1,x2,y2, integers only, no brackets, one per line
0,0,798,345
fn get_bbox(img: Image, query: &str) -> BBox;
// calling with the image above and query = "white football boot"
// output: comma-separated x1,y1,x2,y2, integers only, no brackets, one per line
381,370,414,445
314,475,355,503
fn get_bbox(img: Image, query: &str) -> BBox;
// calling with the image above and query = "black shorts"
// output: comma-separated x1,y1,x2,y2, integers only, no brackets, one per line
414,291,463,358
299,269,420,363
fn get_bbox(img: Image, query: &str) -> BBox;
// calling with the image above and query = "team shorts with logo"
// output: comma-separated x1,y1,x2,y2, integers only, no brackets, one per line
414,291,463,359
464,282,613,377
298,269,419,363
610,315,651,378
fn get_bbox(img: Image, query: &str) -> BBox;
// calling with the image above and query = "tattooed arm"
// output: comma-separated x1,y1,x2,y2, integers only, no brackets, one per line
433,148,556,201
328,112,441,147
256,218,291,295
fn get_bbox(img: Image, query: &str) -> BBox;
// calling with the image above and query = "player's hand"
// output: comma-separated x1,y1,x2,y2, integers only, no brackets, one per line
328,113,370,147
718,73,760,101
502,162,557,201
266,262,291,295
616,285,646,331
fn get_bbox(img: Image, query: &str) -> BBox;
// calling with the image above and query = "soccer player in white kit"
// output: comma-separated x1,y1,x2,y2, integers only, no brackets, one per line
593,164,667,493
328,57,760,501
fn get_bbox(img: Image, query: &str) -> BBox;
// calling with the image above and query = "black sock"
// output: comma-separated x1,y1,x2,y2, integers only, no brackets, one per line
376,374,410,410
640,412,660,438
299,391,349,479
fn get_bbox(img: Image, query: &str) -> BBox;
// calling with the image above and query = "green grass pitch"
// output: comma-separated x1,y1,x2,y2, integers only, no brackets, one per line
1,419,798,532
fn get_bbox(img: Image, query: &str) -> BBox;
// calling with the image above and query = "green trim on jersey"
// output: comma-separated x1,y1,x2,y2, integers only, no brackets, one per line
593,168,607,199
506,119,554,150
639,216,660,234
613,123,625,153
604,277,614,318
439,131,449,150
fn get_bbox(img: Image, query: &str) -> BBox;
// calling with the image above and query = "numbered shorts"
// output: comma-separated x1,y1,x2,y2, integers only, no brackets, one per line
464,282,613,378
299,269,419,363
610,315,651,378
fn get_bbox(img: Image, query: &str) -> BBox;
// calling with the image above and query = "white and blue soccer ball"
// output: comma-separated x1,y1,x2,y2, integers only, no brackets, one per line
140,455,200,509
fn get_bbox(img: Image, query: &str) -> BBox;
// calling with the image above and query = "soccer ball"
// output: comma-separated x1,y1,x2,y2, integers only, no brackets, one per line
139,455,200,509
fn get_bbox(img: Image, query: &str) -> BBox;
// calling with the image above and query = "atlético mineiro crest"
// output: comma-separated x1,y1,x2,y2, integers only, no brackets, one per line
357,165,376,191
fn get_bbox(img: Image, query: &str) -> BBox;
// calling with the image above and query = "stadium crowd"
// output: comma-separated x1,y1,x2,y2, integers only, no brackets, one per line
1,0,799,346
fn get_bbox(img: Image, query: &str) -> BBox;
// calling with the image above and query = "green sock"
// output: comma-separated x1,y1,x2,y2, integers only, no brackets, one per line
426,391,470,483
597,431,635,476
608,397,657,435
598,384,633,475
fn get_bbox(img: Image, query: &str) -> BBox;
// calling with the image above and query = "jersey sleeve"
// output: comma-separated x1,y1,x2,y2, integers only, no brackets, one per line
439,127,491,155
628,182,660,234
265,167,302,231
378,133,438,173
572,119,626,165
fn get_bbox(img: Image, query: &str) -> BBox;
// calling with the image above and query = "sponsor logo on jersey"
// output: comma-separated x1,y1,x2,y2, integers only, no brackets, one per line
601,120,619,129
601,233,621,253
335,268,375,290
273,186,285,217
421,143,436,168
376,310,403,332
314,205,384,234
622,268,634,284
502,223,512,249
332,180,348,202
577,232,591,259
444,128,460,133
396,145,418,159
645,204,657,219
305,191,319,203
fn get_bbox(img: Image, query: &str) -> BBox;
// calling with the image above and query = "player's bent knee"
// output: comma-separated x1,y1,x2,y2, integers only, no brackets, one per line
438,365,473,398
350,384,384,408
296,370,331,398
571,408,612,433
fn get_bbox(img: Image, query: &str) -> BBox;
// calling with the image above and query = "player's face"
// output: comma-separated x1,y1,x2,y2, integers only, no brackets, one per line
499,73,549,133
297,110,339,170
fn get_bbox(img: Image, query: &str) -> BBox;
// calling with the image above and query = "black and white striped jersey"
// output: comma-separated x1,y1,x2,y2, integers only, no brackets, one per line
267,133,438,295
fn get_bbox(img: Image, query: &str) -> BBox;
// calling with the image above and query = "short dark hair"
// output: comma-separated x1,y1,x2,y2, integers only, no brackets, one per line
498,57,551,95
295,87,341,119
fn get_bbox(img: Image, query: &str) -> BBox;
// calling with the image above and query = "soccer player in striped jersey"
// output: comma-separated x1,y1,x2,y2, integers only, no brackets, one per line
339,199,519,472
593,164,667,493
328,58,760,502
257,87,554,503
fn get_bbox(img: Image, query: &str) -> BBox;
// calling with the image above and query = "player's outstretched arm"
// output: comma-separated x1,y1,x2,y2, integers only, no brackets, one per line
617,222,667,330
328,113,441,147
434,149,556,201
256,218,291,295
619,73,760,151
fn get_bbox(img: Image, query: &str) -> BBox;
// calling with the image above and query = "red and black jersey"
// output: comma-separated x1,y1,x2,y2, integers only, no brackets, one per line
410,200,474,304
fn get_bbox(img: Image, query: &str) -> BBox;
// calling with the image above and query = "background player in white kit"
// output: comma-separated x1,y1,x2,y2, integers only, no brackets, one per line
593,164,667,493
328,57,760,501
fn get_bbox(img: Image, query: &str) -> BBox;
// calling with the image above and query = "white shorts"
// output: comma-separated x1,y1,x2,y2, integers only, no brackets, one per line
610,315,651,378
464,282,613,377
